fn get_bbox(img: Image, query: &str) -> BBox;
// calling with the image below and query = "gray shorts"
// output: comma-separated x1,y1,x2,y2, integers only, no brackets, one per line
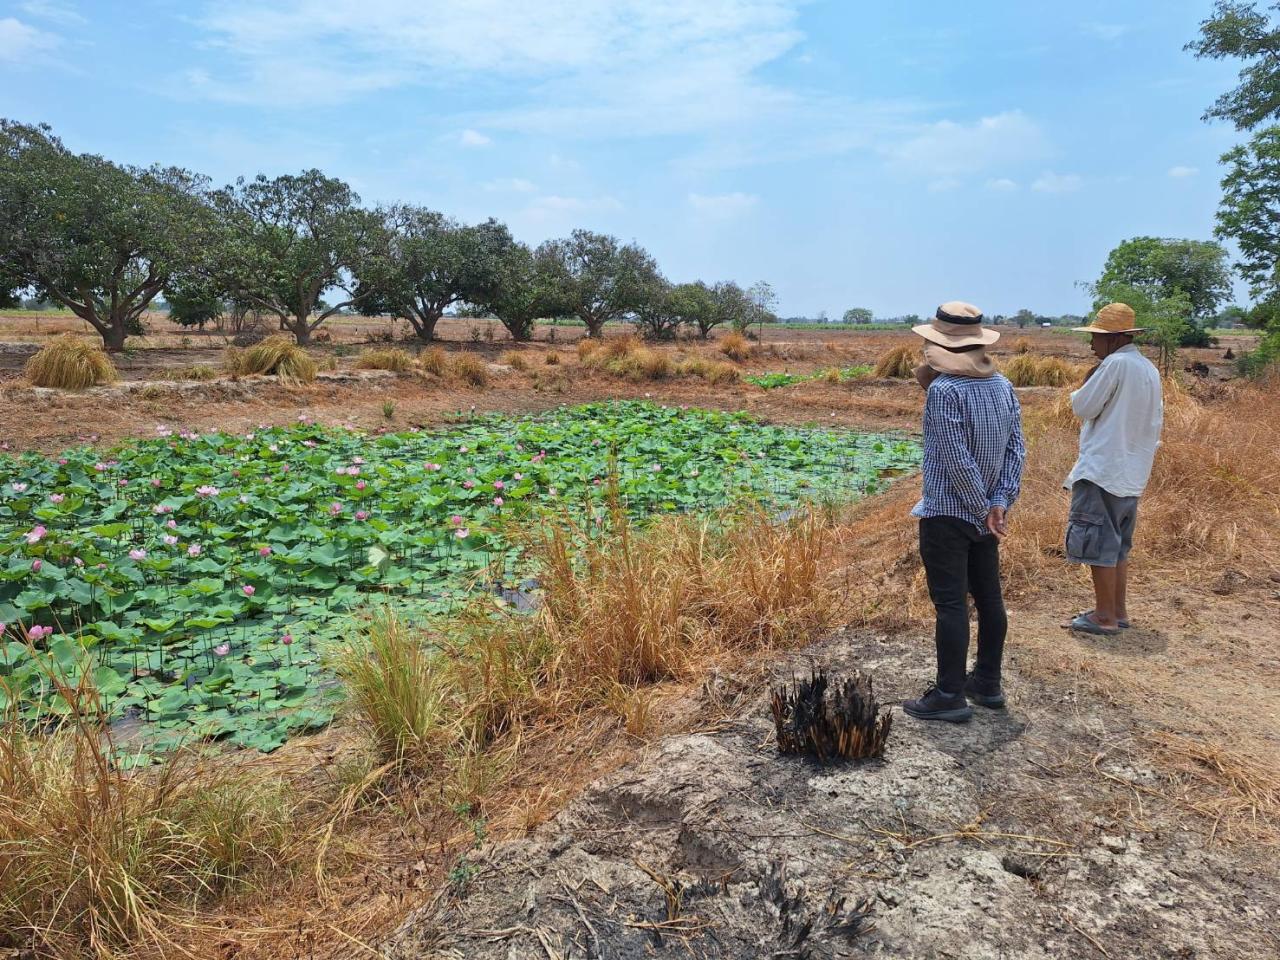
1065,479,1139,568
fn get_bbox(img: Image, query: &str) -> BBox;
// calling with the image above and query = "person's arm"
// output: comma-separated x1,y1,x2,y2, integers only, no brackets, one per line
929,385,990,521
1070,356,1118,420
991,388,1026,512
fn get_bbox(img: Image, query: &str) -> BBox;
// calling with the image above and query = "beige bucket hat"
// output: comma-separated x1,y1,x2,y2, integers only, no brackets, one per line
912,301,1000,347
1072,302,1145,335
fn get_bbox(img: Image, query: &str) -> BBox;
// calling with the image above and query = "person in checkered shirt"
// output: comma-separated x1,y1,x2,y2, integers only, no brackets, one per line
902,302,1026,723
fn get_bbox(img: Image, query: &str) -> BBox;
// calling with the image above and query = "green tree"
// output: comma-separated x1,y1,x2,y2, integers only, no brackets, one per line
631,277,685,341
1090,236,1231,323
742,281,779,334
706,281,753,337
1216,303,1251,327
535,230,659,338
479,243,562,341
211,170,385,345
1013,309,1036,328
0,120,214,351
668,281,716,339
164,279,224,329
361,207,517,341
1187,1,1280,129
843,307,874,324
1216,127,1280,307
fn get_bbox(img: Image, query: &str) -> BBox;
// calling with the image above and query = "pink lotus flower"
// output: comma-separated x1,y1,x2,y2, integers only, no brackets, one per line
651,464,661,473
268,443,279,452
355,510,369,521
347,466,360,476
151,477,162,488
166,519,178,529
153,504,172,514
196,485,219,497
329,502,343,516
187,544,202,557
28,625,50,641
163,535,178,546
450,515,464,526
73,557,84,567
25,525,47,545
280,634,293,646
493,480,505,490
281,464,290,473
57,458,67,465
353,456,365,465
458,445,468,453
259,546,272,557
513,473,524,481
303,440,316,448
455,528,470,539
548,487,558,497
425,462,441,471
463,480,475,489
593,478,601,486
49,493,64,504
466,467,475,475
355,480,367,491
213,643,230,656
242,585,255,596
493,497,504,507
118,478,129,487
129,549,147,561
10,483,28,493
0,622,5,634
94,463,107,472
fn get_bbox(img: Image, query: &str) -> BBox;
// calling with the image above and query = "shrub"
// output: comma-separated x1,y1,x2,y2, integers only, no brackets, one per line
354,348,414,373
500,350,529,371
1240,328,1280,379
24,335,119,389
872,344,917,379
451,352,489,386
576,338,602,361
226,335,317,384
719,331,753,361
419,347,448,377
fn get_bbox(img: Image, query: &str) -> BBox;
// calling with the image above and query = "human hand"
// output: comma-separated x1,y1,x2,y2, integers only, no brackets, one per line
985,506,1007,540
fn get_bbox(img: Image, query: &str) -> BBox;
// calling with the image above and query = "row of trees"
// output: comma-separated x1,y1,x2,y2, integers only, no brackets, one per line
0,121,774,351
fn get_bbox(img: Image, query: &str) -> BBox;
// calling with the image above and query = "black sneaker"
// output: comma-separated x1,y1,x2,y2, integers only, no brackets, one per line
963,673,1006,709
902,684,973,723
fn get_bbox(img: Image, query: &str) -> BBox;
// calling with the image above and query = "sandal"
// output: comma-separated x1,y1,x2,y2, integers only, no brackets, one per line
1069,613,1121,636
1076,609,1131,629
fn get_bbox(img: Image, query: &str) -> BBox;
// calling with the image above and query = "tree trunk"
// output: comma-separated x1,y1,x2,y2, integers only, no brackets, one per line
102,320,128,353
409,309,442,342
290,313,311,345
584,315,606,338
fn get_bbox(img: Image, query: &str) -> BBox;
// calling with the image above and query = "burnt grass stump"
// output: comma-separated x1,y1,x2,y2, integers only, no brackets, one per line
771,668,892,762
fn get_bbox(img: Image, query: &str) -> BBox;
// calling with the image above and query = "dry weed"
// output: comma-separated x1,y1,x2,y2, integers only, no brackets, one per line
226,336,317,384
873,344,918,379
354,348,414,373
719,331,753,361
418,346,448,376
500,350,529,371
24,335,119,389
450,352,489,386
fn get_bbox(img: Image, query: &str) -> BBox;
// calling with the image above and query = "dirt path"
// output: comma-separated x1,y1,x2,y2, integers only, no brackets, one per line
382,628,1280,959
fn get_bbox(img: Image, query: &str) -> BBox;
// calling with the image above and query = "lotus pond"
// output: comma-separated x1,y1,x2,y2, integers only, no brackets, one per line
0,401,919,755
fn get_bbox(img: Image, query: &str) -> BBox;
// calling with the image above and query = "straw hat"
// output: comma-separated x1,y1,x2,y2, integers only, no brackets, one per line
912,301,1000,348
1072,302,1145,335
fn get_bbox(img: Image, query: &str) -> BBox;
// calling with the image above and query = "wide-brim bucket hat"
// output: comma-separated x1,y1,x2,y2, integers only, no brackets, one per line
1072,302,1145,334
912,301,1000,347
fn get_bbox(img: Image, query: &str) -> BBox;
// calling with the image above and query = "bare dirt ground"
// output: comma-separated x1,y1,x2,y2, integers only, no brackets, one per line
2,318,1275,959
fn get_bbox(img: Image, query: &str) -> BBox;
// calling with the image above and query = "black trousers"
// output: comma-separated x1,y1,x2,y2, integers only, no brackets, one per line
918,516,1008,694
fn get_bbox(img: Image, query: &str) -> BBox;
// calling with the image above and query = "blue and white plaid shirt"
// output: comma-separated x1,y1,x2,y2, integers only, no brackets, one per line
911,373,1026,532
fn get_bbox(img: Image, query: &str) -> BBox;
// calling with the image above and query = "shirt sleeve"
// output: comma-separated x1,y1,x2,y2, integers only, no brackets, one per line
991,388,1026,510
1070,357,1119,421
927,384,991,520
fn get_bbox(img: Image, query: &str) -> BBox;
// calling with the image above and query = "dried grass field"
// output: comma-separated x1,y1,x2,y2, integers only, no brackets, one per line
0,315,1276,959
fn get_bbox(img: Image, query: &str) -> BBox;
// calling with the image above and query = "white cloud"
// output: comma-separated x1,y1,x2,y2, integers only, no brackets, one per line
0,16,59,62
985,178,1019,192
19,1,85,26
483,177,537,193
1083,22,1130,43
1168,165,1199,178
457,129,492,148
1031,171,1082,193
884,110,1048,178
688,191,759,216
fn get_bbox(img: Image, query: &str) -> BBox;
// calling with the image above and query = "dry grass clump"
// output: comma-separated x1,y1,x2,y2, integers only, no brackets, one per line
450,351,489,386
500,350,529,371
24,335,119,389
576,337,602,361
543,351,562,365
159,364,218,383
580,337,672,381
418,346,448,376
1002,354,1087,387
225,335,317,384
678,357,741,384
354,347,414,372
873,344,918,379
0,673,291,959
1011,337,1032,354
719,331,753,361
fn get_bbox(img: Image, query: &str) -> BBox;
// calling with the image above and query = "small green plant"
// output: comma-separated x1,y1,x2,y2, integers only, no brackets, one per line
382,400,396,420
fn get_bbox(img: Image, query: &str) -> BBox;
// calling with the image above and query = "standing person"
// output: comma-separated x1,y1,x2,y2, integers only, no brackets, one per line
904,302,1026,723
1064,303,1163,636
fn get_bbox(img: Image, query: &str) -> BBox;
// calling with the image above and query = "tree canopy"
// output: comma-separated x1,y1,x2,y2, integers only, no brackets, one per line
1216,128,1280,306
211,170,385,345
843,307,874,324
535,230,659,338
478,242,564,342
362,207,517,341
1187,1,1280,129
1091,236,1231,322
0,120,214,350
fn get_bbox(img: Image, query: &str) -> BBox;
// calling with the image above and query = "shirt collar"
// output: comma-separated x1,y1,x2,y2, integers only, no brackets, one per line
1114,344,1138,355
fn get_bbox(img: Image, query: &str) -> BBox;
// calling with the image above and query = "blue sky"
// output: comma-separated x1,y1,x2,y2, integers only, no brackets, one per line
0,0,1248,317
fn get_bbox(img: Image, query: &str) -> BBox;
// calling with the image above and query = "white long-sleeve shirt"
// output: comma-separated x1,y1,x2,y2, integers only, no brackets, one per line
1064,344,1163,498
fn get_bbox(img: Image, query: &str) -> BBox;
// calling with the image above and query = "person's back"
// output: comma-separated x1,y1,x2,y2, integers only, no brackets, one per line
1066,343,1163,498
